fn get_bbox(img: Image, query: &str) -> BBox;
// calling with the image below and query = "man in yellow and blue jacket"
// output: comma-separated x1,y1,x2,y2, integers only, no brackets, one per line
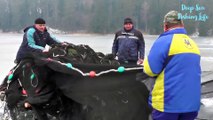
143,10,201,120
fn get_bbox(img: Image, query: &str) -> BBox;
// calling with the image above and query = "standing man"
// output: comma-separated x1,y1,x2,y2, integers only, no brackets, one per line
15,18,62,63
143,10,201,120
112,17,145,65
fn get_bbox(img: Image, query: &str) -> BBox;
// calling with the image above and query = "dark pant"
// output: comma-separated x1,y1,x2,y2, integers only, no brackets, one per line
152,109,198,120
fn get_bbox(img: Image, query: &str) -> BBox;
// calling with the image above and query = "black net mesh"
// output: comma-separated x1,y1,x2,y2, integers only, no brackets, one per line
1,43,213,120
2,43,151,120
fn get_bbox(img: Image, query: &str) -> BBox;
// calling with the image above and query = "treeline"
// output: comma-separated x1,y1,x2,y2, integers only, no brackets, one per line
0,0,212,36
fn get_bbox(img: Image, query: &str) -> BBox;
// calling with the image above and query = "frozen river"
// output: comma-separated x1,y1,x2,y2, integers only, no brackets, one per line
0,33,213,82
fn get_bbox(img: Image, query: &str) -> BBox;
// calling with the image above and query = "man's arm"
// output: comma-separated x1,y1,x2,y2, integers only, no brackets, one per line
137,31,145,60
46,33,61,45
112,33,119,57
27,28,44,52
143,37,169,77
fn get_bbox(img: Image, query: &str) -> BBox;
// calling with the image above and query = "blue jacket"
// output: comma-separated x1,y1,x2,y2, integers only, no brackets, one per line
112,28,145,62
16,26,60,62
144,28,201,113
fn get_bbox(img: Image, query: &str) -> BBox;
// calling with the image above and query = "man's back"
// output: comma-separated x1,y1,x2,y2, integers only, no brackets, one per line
146,28,201,112
143,10,201,120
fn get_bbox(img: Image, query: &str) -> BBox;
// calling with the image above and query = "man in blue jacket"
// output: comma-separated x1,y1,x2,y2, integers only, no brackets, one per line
112,17,145,65
143,10,201,120
15,18,62,63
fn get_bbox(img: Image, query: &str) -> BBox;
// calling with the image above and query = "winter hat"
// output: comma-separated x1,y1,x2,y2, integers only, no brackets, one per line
164,10,182,24
35,18,46,24
124,17,133,24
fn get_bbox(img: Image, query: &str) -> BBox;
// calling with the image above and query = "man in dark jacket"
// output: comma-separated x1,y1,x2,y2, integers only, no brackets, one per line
112,17,145,65
15,18,62,63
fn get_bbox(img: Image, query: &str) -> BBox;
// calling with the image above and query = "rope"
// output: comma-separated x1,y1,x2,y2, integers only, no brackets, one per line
6,63,21,89
56,60,144,77
30,69,38,88
53,49,67,57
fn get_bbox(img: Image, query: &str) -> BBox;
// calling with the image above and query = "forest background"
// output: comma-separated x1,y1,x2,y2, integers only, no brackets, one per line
0,0,212,36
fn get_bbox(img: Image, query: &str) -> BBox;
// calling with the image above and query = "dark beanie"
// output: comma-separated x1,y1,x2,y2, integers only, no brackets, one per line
124,17,133,24
34,18,46,24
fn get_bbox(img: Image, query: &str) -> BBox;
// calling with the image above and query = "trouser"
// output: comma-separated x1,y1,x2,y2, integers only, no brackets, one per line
152,109,198,120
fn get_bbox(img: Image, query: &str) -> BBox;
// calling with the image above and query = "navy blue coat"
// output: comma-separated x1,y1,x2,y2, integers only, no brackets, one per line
16,26,60,62
112,28,145,62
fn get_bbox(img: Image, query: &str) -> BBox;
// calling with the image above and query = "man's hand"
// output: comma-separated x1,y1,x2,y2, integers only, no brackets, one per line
61,42,68,46
42,49,49,53
137,59,144,65
24,102,31,108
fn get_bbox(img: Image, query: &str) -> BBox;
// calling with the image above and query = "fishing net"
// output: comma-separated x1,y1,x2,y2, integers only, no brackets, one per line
1,43,151,120
1,43,213,120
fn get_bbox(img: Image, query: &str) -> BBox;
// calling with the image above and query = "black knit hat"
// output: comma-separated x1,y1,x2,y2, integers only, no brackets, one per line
34,18,46,24
124,17,133,24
